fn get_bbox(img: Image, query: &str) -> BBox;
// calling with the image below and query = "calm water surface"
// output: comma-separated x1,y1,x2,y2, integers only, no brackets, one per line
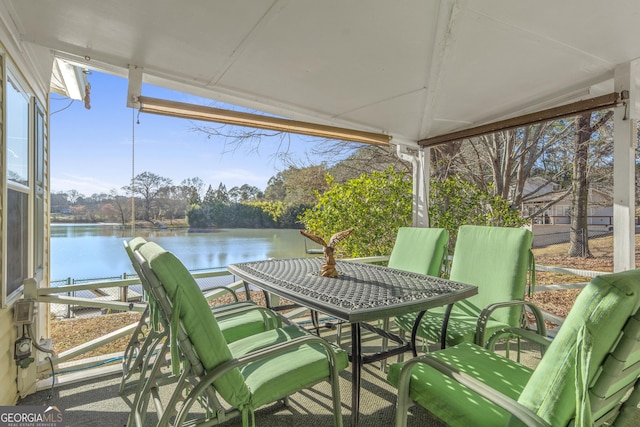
51,225,318,282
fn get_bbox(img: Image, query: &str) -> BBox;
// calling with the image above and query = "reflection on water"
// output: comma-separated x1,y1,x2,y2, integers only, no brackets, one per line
51,225,318,282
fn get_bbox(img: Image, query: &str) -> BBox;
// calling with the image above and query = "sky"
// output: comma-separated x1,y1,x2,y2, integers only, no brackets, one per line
49,71,328,197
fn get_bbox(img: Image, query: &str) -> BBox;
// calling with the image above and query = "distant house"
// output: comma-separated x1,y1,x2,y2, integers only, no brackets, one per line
520,177,613,226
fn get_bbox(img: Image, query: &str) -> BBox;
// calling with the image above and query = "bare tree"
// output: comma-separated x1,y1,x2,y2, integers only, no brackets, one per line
475,123,574,206
109,189,131,226
191,120,407,184
122,171,173,221
568,110,613,257
67,189,83,205
431,121,575,218
180,177,205,205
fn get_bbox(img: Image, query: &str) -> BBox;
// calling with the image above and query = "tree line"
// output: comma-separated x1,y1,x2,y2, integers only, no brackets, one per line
53,110,637,258
50,146,408,228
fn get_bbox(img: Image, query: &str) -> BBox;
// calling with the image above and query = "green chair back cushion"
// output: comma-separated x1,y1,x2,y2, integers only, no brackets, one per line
127,237,147,256
518,269,640,426
449,225,533,326
138,242,251,408
216,308,279,343
125,237,148,288
388,227,449,276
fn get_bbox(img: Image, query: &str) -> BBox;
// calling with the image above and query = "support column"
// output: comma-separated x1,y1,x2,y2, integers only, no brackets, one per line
416,147,430,227
613,62,638,272
397,144,430,227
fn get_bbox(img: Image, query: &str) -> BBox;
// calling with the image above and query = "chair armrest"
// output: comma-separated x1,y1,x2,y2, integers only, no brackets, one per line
476,300,547,346
214,305,281,329
211,301,258,315
395,355,551,427
174,333,342,425
486,327,553,350
203,285,240,303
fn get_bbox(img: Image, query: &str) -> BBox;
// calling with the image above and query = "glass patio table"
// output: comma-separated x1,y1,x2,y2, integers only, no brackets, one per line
227,257,477,427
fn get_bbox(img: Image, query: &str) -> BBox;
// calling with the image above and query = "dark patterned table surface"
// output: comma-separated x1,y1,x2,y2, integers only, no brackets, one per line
228,257,477,322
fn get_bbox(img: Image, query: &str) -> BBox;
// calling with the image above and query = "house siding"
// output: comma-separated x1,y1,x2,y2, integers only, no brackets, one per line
0,39,12,406
0,308,18,405
0,14,52,404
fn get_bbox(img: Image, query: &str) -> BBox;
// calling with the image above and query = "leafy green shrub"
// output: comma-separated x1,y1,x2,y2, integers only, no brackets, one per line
300,167,412,257
301,170,526,259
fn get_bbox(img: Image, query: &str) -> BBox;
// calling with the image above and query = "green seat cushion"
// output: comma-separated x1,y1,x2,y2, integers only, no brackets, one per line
518,270,640,426
227,320,348,410
227,325,308,356
243,341,349,409
387,342,533,427
395,309,510,346
216,308,281,343
388,227,449,276
139,243,251,408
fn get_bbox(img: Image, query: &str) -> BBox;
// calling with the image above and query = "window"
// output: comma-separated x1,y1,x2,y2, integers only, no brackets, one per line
33,100,45,275
6,67,31,302
7,189,28,299
3,61,43,305
7,71,29,187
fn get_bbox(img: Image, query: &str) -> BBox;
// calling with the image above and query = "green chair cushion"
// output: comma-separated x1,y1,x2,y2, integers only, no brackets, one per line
216,308,281,343
243,341,349,409
139,242,251,408
396,225,533,346
518,270,640,426
394,310,510,346
387,342,533,427
139,242,348,417
132,238,280,344
448,225,533,326
227,325,308,356
128,237,148,254
388,227,449,276
390,269,640,427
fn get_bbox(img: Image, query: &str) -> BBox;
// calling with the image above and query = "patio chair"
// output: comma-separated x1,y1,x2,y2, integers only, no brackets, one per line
332,227,449,344
394,225,544,352
131,242,348,427
373,227,448,369
120,237,169,397
120,237,282,395
388,268,640,427
387,227,449,276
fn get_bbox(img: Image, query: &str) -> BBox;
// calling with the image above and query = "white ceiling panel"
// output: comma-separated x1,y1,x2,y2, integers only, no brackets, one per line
5,0,640,144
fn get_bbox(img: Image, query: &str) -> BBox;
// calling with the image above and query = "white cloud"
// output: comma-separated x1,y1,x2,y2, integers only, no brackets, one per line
51,174,125,196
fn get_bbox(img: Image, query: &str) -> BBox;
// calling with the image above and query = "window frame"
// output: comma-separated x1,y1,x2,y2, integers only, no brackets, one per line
2,57,42,307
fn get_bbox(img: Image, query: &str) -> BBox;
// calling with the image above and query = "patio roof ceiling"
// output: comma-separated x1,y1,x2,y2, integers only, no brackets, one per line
5,1,640,145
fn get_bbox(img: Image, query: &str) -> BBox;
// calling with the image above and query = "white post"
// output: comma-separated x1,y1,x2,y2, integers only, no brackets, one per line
396,145,430,227
416,147,430,227
613,62,638,272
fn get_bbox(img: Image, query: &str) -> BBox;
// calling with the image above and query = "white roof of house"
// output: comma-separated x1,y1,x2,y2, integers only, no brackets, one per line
5,1,640,145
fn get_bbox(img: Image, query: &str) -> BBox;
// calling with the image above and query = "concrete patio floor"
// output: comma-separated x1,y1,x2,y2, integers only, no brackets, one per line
17,359,446,427
17,325,640,426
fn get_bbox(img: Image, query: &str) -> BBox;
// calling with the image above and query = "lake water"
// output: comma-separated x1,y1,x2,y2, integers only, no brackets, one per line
50,225,320,282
